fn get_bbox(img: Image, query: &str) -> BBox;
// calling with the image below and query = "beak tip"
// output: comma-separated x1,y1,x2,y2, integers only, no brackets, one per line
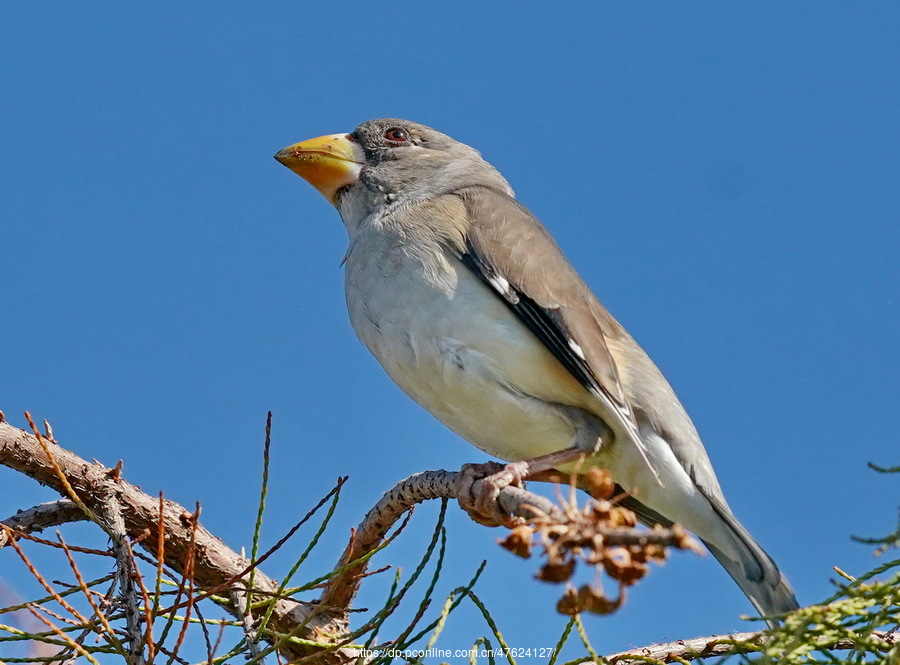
275,134,362,202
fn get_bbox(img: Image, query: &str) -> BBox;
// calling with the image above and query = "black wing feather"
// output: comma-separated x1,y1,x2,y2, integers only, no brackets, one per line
461,246,603,395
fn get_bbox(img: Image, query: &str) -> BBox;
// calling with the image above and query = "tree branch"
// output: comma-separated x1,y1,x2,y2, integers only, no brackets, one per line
1,499,87,548
604,628,899,664
0,420,351,662
606,630,766,663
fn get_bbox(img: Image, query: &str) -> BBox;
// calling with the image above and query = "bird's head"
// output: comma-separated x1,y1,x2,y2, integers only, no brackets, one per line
275,118,512,224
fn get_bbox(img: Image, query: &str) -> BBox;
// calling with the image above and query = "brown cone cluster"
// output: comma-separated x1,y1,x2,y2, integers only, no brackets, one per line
498,468,698,615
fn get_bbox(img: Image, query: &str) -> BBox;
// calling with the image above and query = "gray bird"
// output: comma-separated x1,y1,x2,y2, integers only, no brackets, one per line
275,118,799,623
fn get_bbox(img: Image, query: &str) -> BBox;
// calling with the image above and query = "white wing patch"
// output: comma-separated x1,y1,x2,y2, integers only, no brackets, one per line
487,273,509,293
486,273,520,303
568,339,586,360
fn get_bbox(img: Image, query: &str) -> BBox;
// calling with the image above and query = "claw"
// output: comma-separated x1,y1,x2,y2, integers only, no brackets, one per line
455,449,588,526
456,461,510,526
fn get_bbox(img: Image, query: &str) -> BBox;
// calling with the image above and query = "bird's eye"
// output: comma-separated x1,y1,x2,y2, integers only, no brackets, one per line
384,127,410,143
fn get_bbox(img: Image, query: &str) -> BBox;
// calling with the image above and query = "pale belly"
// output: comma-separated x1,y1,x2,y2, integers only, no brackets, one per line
344,241,595,462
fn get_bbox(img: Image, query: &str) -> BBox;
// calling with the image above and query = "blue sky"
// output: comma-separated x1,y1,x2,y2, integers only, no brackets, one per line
2,3,898,662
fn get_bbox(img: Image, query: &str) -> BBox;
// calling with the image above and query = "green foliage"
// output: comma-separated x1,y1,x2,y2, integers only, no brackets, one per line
736,465,900,664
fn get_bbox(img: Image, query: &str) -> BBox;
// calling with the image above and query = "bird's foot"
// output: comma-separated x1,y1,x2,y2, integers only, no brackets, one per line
455,448,587,527
455,460,529,527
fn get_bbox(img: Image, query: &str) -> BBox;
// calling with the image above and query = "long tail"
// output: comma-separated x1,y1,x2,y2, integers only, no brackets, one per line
620,491,798,626
701,496,799,627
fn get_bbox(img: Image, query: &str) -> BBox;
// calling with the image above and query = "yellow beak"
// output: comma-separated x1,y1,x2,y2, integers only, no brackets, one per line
274,133,365,205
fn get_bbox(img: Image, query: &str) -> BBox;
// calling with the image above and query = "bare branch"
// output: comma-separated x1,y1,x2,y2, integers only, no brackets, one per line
230,588,265,663
604,629,899,664
101,495,146,665
320,470,555,610
1,500,87,548
605,630,766,663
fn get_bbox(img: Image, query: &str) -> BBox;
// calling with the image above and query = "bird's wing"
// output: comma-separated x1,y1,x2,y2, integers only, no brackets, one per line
450,185,659,481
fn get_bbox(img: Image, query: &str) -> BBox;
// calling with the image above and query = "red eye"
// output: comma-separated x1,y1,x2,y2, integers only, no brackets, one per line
384,127,410,143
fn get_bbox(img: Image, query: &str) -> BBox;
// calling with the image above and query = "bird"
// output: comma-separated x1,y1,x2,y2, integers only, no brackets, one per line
274,118,799,624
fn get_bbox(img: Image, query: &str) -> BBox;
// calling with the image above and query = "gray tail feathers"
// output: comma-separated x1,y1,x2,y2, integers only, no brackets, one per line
702,498,799,627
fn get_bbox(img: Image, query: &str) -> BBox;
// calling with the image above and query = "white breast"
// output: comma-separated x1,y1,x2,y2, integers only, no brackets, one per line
342,227,582,462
